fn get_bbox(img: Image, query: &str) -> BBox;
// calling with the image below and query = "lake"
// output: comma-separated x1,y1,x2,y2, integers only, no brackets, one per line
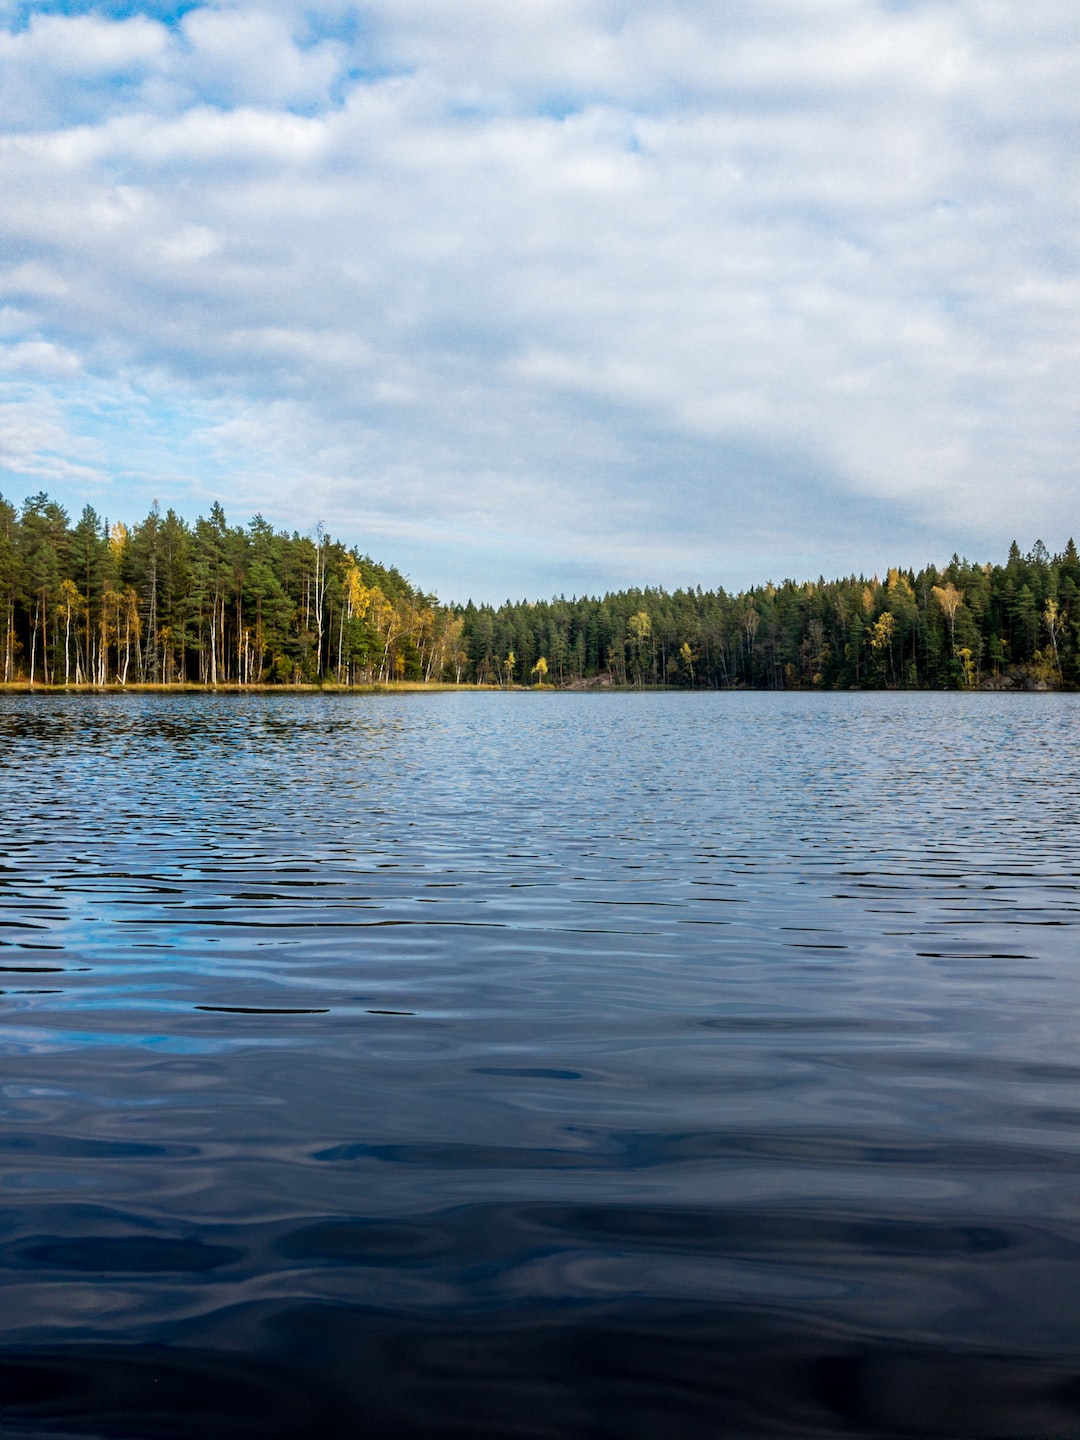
1,691,1079,1439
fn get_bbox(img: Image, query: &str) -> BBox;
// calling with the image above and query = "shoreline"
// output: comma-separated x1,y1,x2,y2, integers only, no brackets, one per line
0,681,498,695
0,679,1072,695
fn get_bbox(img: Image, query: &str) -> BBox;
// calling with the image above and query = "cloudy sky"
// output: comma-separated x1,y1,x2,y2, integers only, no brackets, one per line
1,0,1077,602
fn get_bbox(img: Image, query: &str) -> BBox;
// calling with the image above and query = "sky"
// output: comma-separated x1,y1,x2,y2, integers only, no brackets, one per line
0,0,1078,603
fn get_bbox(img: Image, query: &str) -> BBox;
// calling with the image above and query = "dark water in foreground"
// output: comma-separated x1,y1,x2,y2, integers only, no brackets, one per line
1,691,1079,1439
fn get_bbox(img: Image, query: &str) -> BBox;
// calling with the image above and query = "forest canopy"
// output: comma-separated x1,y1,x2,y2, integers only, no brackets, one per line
1,491,1077,690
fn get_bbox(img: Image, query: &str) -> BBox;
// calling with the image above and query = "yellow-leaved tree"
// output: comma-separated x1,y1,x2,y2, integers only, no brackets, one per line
1043,598,1063,684
931,581,963,647
58,577,83,686
336,561,371,682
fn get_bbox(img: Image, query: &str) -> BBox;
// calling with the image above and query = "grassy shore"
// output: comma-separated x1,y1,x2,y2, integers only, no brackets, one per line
0,681,503,694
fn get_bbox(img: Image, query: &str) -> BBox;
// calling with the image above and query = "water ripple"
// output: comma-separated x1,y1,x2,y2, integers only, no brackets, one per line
2,691,1080,1437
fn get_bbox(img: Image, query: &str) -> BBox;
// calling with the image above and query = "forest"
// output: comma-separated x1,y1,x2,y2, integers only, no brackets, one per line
1,490,1077,690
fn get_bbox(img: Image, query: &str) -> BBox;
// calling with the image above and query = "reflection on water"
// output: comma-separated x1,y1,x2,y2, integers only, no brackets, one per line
1,691,1079,1438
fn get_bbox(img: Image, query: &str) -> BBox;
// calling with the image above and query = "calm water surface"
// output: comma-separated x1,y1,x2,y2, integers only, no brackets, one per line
1,692,1079,1438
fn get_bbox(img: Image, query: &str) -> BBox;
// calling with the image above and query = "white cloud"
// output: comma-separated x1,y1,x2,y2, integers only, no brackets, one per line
1,0,1078,597
0,12,167,129
174,7,346,109
0,12,166,76
0,386,104,487
0,340,82,378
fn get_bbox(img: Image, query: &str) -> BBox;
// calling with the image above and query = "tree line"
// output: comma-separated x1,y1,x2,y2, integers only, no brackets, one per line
463,542,1080,691
0,493,465,687
1,491,1077,689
